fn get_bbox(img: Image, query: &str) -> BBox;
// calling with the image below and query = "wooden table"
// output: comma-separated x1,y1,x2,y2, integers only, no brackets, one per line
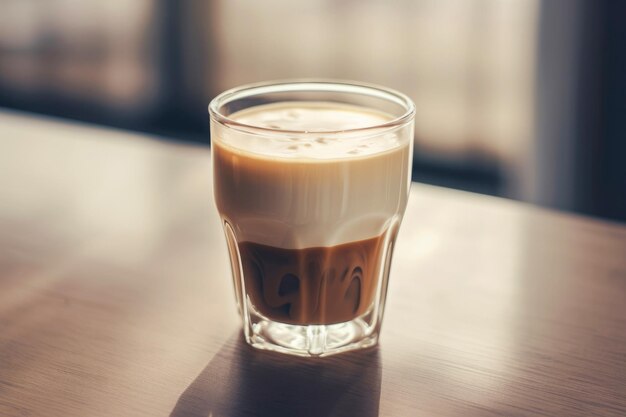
0,110,625,417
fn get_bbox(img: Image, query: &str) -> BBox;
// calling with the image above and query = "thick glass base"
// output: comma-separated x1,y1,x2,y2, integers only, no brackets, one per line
222,217,401,358
243,303,379,357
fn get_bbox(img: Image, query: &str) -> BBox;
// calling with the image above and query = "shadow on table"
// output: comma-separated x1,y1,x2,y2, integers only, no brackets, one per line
170,333,382,417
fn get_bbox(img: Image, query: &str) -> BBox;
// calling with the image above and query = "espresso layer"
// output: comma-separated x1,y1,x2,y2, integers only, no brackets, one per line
239,235,385,325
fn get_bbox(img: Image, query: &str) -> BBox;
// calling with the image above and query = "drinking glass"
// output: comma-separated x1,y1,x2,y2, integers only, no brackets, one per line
209,80,414,356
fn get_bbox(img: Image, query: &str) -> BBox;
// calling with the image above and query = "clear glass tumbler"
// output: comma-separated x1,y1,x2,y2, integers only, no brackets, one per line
209,80,414,357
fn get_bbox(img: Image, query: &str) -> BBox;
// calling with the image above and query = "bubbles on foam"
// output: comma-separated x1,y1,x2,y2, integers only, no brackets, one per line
223,102,404,160
315,137,331,144
234,102,390,132
262,133,400,158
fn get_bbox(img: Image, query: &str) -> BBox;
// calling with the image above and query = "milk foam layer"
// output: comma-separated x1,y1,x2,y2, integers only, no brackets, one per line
220,102,403,160
212,102,412,248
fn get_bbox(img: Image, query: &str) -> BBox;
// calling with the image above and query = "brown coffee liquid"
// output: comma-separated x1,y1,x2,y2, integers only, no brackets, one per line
238,234,385,325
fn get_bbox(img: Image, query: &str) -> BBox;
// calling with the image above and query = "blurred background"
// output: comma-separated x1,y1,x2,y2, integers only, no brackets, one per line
0,0,624,222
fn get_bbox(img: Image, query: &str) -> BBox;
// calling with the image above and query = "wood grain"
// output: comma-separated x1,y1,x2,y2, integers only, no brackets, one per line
0,110,624,417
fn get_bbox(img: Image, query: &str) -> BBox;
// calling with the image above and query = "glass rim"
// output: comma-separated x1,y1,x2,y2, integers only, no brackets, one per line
208,79,415,136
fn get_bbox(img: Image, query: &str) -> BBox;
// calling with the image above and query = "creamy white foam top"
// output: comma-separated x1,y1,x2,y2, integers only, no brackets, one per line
233,102,390,131
212,102,412,248
220,102,402,160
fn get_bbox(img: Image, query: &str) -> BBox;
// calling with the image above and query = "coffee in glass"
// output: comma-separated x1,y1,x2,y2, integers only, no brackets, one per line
210,81,414,356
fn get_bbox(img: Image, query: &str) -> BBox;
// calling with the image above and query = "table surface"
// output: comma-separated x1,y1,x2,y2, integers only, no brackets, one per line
0,110,625,417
